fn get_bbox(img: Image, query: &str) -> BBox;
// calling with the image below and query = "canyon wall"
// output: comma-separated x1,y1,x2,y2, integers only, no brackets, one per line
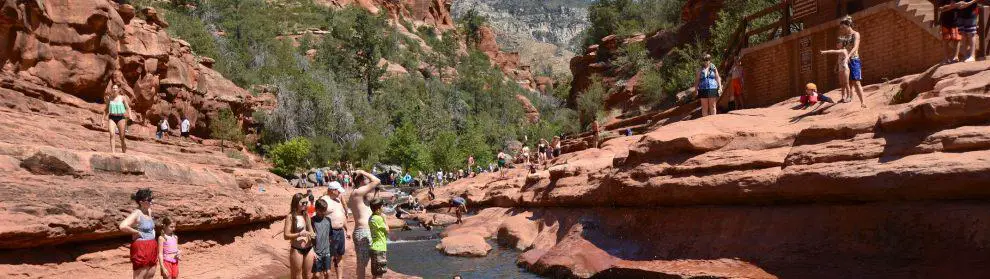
424,61,990,278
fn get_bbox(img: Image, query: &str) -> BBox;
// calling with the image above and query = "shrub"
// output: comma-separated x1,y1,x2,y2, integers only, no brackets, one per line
269,137,312,177
209,108,244,151
577,75,608,128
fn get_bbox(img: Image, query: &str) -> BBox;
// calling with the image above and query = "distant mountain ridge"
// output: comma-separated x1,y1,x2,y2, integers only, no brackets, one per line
451,0,593,75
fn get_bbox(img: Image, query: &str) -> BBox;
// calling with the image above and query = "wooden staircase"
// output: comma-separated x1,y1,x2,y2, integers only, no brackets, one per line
894,0,940,38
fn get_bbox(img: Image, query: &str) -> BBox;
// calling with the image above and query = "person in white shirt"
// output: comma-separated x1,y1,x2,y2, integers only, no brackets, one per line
157,118,170,140
180,117,191,138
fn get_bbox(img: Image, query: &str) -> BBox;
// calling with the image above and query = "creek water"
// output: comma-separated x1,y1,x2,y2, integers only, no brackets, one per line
386,228,542,279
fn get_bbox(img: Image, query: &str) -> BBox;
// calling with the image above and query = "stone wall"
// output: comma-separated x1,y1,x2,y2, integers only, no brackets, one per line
738,2,941,107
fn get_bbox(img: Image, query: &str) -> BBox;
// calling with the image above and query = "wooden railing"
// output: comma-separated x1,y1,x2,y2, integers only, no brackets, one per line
720,1,797,73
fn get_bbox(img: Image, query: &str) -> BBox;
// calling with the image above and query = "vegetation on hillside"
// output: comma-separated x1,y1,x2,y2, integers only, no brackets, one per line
577,0,780,111
135,0,577,174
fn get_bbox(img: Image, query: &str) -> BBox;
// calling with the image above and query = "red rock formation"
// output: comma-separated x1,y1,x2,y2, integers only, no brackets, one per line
515,94,540,123
423,61,990,278
0,1,271,138
317,0,454,31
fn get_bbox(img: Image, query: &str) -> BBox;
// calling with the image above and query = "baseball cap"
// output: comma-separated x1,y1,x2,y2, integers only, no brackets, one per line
327,181,344,194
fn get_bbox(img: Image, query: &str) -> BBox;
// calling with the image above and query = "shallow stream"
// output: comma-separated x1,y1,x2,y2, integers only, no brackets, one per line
386,228,541,279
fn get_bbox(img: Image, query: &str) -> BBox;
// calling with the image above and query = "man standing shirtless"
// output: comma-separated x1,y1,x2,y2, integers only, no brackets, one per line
320,182,348,279
347,170,381,279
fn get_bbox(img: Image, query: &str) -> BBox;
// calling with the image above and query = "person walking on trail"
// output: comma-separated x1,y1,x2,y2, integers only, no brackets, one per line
937,0,963,64
821,42,853,103
180,116,191,138
497,151,508,179
537,138,549,167
591,120,602,149
105,83,134,153
346,170,381,279
368,199,390,279
119,188,157,279
694,53,723,117
838,16,867,108
953,0,983,62
157,118,170,141
551,136,562,159
284,193,315,279
729,58,745,109
320,182,348,279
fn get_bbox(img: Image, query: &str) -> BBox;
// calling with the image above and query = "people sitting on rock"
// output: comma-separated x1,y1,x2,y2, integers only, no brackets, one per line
284,193,315,279
118,188,157,279
821,42,852,103
694,53,722,117
157,216,180,279
105,83,134,153
800,83,834,109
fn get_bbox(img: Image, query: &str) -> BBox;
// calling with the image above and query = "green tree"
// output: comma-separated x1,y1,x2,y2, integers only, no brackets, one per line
577,75,607,128
458,9,488,46
431,131,463,171
209,108,244,151
269,137,312,177
385,120,432,172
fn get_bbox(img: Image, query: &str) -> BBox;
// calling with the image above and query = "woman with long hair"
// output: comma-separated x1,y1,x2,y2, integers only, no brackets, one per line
104,83,134,153
118,188,157,279
839,16,867,108
694,53,722,117
283,193,315,279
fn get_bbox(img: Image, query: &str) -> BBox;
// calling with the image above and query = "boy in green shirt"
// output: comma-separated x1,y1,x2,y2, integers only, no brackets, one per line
369,199,390,278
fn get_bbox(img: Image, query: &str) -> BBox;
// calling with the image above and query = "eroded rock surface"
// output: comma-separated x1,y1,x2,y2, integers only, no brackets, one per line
428,61,990,278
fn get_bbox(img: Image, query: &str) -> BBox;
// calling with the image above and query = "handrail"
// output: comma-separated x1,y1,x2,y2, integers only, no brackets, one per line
721,0,794,74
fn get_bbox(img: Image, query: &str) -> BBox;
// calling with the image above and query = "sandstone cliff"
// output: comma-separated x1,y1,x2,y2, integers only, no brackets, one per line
421,61,990,278
0,0,273,138
0,1,298,278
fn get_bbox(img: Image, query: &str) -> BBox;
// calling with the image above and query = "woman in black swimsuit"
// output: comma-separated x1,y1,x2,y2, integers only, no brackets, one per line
284,193,315,279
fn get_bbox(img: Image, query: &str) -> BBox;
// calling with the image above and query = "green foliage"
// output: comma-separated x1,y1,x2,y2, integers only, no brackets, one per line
209,108,244,150
636,65,666,106
582,0,685,48
145,0,574,174
430,131,463,171
385,120,433,172
458,9,488,46
577,75,607,128
269,137,312,177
